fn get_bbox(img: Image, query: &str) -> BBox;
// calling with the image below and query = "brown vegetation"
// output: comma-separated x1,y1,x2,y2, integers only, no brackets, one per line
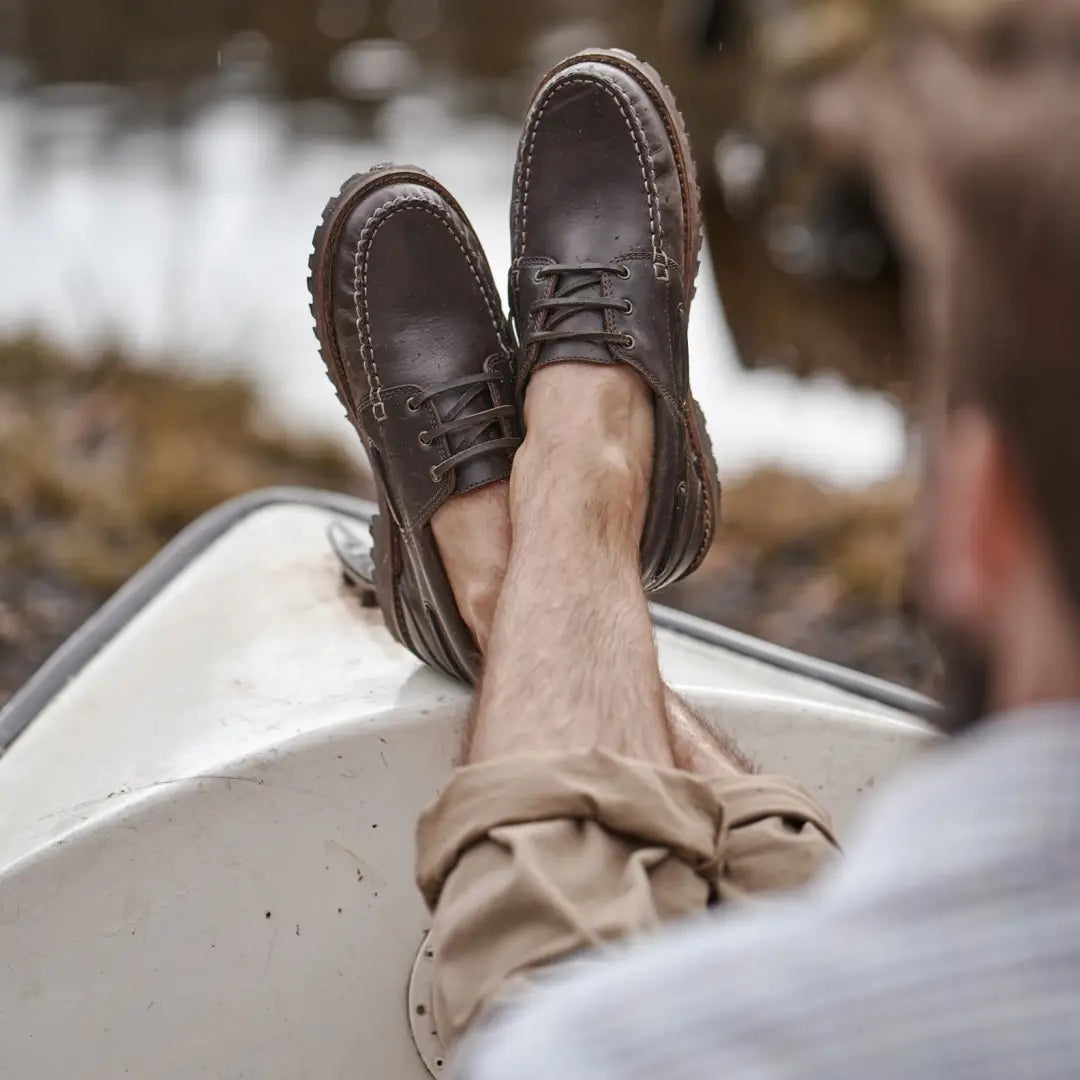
658,469,934,691
0,336,935,708
0,336,365,703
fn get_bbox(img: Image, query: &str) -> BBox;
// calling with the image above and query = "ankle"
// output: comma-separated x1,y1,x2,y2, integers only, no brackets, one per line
452,575,501,651
509,437,647,561
524,363,653,458
430,483,511,648
516,363,653,526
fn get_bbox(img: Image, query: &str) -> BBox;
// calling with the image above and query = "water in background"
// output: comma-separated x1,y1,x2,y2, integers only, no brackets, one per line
0,84,905,487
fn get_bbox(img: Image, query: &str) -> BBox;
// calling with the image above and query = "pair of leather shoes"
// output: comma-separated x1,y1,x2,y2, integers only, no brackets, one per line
309,49,720,683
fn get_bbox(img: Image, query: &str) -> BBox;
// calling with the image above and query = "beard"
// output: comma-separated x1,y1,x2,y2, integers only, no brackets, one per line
929,622,991,735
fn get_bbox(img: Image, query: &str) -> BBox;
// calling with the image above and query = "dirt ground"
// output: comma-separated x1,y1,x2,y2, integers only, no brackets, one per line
0,335,936,709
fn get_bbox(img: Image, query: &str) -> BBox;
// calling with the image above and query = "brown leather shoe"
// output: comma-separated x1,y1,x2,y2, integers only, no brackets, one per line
510,49,720,590
309,165,520,682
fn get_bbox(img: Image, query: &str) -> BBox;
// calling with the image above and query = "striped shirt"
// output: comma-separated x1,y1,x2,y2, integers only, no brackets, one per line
461,703,1080,1079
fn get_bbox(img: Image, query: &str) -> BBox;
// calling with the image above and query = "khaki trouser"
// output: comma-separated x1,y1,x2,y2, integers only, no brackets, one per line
416,748,838,1047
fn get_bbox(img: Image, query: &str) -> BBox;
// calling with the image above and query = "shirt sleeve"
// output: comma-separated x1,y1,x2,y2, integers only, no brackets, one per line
452,726,1078,1080
453,902,830,1080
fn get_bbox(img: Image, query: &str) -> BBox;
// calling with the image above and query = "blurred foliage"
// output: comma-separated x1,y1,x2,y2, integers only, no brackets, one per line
0,336,934,701
0,335,364,592
2,0,1005,393
8,0,647,120
717,468,914,612
660,468,933,691
0,2,945,698
0,336,367,703
701,0,1007,392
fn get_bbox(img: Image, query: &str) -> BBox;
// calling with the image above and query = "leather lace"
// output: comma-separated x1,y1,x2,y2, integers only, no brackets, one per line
409,368,519,481
525,263,634,351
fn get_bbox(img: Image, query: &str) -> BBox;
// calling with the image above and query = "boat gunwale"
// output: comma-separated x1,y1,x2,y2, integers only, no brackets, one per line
0,487,938,755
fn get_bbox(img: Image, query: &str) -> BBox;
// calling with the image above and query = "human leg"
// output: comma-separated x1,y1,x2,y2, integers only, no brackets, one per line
429,378,741,774
429,485,511,654
664,688,753,775
468,363,672,764
411,51,840,1048
297,50,840,1054
418,361,724,1043
418,359,836,1047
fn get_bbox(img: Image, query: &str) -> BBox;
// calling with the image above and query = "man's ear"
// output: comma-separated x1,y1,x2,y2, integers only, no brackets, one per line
925,407,1020,630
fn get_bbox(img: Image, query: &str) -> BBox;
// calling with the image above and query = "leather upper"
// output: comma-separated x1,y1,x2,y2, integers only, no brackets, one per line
330,176,518,531
509,53,716,590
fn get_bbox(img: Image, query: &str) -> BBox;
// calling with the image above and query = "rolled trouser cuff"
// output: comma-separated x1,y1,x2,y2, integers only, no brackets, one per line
416,749,837,1046
417,748,723,908
702,773,838,900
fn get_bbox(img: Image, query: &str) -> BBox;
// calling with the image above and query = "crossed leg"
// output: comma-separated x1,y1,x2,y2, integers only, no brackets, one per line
473,363,674,764
419,362,834,1050
433,363,742,775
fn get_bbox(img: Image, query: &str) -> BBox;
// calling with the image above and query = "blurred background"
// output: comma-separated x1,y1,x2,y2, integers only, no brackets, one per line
0,0,963,704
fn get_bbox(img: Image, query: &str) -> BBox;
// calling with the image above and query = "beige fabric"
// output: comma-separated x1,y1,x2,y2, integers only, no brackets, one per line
705,773,840,902
416,749,838,1047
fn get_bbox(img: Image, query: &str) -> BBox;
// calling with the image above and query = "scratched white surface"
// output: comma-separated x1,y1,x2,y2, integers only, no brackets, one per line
0,504,932,1078
0,504,924,868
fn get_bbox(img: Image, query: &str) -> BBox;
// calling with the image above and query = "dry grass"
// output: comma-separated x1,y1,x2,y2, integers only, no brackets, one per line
0,334,933,701
0,335,366,595
659,469,932,690
716,467,916,610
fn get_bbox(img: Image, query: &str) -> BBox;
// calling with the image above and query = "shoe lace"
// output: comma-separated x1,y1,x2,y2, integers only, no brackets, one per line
409,367,520,482
524,263,635,351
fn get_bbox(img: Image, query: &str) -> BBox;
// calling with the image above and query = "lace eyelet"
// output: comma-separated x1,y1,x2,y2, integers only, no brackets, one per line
620,300,634,315
406,396,419,412
621,335,636,350
429,466,442,483
533,269,545,283
616,264,631,279
418,431,431,446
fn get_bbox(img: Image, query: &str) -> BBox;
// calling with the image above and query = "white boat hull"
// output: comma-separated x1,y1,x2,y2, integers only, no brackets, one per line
0,493,935,1078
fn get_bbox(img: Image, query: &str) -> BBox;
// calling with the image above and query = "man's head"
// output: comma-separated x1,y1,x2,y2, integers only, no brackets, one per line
815,0,1080,729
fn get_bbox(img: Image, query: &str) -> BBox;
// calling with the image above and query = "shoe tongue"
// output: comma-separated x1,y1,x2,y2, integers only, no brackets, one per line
534,270,613,368
439,383,509,494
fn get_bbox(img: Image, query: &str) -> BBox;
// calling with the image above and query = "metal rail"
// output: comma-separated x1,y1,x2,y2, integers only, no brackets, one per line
0,488,939,753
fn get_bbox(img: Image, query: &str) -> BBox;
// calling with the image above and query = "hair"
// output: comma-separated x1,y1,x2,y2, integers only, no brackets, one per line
945,104,1080,610
894,2,1080,612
